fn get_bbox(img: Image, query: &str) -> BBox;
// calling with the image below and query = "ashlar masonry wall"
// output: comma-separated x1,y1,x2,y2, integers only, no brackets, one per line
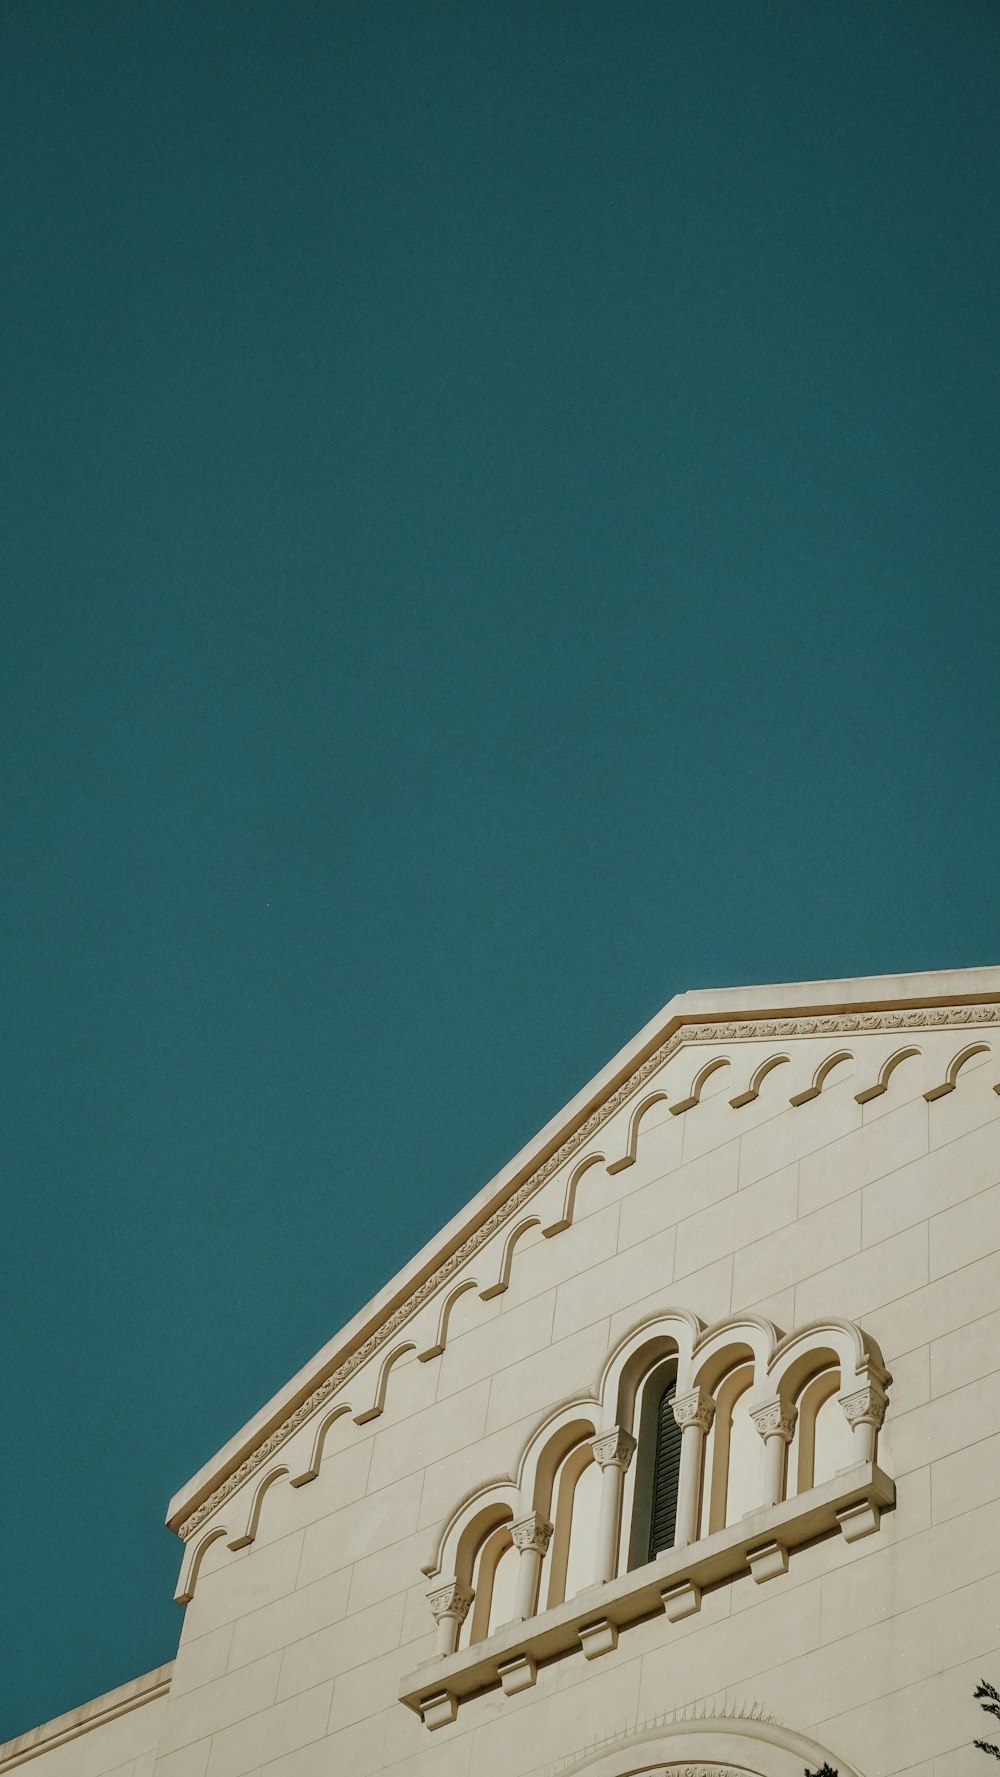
155,1018,1000,1777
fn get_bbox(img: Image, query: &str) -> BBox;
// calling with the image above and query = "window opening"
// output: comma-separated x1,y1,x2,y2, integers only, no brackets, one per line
648,1375,683,1560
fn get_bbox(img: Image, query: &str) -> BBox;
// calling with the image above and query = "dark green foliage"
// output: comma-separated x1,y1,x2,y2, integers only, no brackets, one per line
805,1765,839,1777
975,1680,1000,1760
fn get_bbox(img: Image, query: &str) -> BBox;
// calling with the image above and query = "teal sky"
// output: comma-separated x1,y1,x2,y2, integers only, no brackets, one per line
2,0,999,1740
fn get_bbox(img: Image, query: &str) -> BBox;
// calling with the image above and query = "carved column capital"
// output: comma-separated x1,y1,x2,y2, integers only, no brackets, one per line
839,1380,888,1431
510,1511,553,1556
750,1397,797,1443
672,1387,716,1435
590,1427,637,1472
427,1579,475,1625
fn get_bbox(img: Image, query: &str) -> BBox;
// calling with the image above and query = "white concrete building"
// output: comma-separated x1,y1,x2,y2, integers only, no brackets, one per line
5,966,1000,1777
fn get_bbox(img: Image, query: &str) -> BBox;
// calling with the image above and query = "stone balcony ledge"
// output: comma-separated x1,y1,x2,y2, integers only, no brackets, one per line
399,1462,895,1728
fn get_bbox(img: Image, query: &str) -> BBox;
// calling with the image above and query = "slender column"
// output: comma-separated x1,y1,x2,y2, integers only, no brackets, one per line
427,1580,475,1657
750,1398,797,1506
838,1379,888,1464
510,1511,553,1621
671,1387,715,1547
590,1428,637,1584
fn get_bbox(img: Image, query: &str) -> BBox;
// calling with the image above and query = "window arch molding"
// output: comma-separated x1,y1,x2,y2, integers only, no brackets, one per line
768,1316,887,1404
690,1313,776,1396
550,1717,864,1777
598,1306,703,1429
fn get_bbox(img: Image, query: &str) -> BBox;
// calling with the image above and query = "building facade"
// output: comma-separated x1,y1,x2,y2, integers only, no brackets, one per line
5,967,1000,1777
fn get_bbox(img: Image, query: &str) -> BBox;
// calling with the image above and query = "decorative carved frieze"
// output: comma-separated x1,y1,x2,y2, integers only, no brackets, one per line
427,1580,475,1625
839,1381,888,1430
178,999,991,1539
511,1512,554,1555
672,1388,716,1435
591,1427,638,1471
750,1398,797,1443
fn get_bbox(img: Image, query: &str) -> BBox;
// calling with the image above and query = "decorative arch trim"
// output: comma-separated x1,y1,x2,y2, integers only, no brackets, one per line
730,1053,790,1108
480,1217,541,1299
174,1525,228,1605
670,1057,731,1116
417,1280,479,1360
558,1717,864,1777
607,1093,670,1173
543,1152,606,1236
290,1405,352,1487
228,1466,288,1550
354,1342,416,1424
789,1050,854,1106
924,1040,992,1101
854,1044,920,1104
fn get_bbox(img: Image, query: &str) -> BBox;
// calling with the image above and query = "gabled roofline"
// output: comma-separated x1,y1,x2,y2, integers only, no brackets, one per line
165,964,1000,1535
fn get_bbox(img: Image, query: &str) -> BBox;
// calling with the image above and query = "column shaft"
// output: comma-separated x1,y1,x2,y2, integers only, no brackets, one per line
673,1422,704,1548
513,1544,543,1620
594,1460,624,1584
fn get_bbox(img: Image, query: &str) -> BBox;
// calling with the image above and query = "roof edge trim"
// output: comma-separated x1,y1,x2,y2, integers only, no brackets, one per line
165,965,1000,1537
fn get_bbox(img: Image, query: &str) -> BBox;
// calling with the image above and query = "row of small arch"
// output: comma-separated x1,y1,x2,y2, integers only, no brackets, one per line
538,1037,996,1237
424,1306,889,1587
649,1036,995,1120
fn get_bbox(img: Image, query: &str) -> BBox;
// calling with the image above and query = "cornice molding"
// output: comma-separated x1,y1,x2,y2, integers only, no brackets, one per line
0,1667,173,1773
177,999,998,1539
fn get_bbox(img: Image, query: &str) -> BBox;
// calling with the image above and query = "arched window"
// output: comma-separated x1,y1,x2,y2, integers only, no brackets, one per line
545,1439,602,1608
464,1523,519,1647
700,1360,762,1535
790,1366,854,1494
626,1359,682,1569
648,1375,683,1558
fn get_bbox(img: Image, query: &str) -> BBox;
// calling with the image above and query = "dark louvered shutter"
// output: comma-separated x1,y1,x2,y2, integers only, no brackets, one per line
648,1379,682,1560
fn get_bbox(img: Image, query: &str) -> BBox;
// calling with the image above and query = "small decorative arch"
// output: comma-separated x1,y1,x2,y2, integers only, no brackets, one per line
556,1717,864,1777
606,1092,669,1173
599,1306,703,1427
669,1056,731,1115
417,1279,479,1360
174,1523,229,1604
855,1045,921,1104
691,1313,779,1392
290,1403,352,1486
924,1040,992,1101
730,1053,791,1108
480,1217,540,1300
519,1406,599,1519
542,1152,606,1237
354,1341,416,1424
422,1475,519,1581
769,1316,888,1402
789,1049,854,1106
228,1466,289,1549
